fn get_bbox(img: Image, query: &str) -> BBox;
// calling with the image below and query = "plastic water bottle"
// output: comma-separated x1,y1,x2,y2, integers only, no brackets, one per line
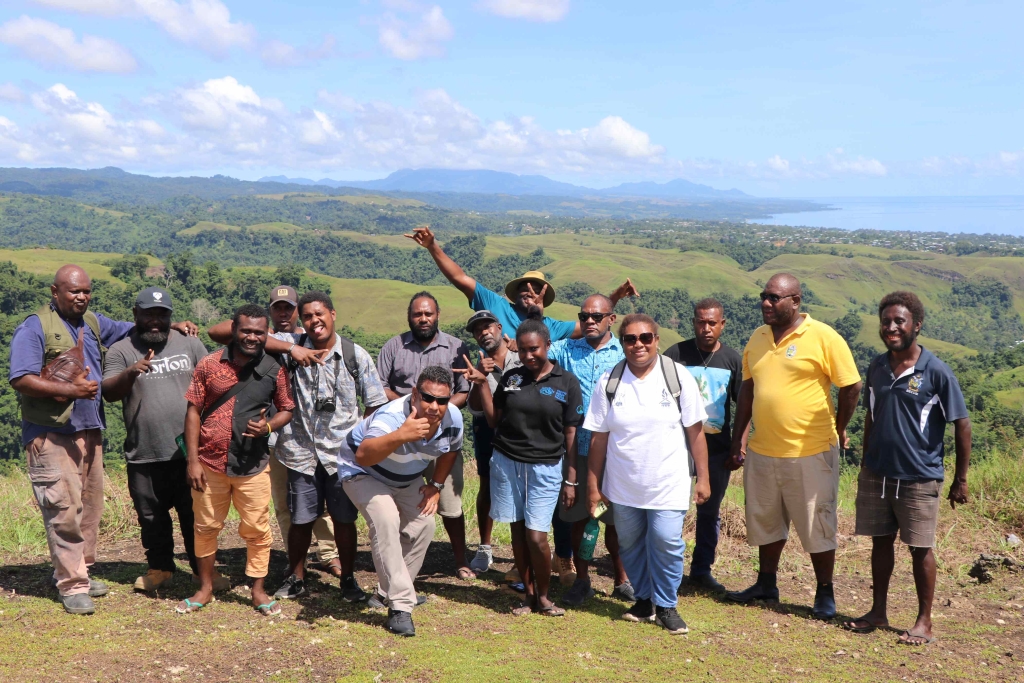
578,517,601,561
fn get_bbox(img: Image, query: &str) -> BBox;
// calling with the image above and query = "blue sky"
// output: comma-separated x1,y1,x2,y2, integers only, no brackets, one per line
0,0,1021,196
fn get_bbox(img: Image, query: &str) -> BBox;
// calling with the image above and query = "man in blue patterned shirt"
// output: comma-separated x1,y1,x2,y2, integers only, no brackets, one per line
550,294,632,607
267,292,388,602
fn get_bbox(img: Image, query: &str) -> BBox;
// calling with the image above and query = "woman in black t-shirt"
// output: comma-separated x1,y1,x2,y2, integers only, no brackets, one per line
460,318,583,617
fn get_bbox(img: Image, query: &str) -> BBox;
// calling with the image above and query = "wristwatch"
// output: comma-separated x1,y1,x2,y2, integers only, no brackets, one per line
428,479,445,492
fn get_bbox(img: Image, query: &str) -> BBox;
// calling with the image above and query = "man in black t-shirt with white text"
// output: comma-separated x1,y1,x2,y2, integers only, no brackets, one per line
665,298,746,593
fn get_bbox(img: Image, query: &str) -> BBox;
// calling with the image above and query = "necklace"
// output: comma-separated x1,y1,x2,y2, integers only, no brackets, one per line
698,343,718,368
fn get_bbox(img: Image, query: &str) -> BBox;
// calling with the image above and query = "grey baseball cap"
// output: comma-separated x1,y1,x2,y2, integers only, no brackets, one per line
135,286,173,310
466,310,500,332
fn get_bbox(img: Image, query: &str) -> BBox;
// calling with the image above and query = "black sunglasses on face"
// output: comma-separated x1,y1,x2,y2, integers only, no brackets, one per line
578,312,611,322
760,292,798,304
419,391,451,406
622,332,656,346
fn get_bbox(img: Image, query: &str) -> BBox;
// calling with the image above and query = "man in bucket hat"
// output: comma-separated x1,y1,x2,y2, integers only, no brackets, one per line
405,226,639,341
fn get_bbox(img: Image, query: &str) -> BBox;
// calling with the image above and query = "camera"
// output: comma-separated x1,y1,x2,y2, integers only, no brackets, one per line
314,397,337,413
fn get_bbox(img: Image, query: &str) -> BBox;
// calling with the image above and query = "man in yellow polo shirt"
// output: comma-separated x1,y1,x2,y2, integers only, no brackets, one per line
724,273,862,621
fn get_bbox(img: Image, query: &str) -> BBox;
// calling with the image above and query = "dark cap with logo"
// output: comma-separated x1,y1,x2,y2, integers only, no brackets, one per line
269,285,298,307
466,309,500,333
135,286,173,311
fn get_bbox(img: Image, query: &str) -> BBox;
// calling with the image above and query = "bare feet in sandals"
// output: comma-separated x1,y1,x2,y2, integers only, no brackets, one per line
898,628,935,645
843,612,889,634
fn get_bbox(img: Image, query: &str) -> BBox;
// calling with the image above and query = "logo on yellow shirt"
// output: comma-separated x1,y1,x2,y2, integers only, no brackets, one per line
785,344,797,358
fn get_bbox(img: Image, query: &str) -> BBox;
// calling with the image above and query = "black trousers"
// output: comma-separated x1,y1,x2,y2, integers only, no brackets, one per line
126,459,198,574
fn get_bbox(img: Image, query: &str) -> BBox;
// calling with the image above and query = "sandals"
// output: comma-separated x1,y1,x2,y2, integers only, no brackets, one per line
255,600,282,616
175,598,208,614
898,630,936,646
536,604,565,617
511,603,534,616
843,618,882,634
456,566,476,581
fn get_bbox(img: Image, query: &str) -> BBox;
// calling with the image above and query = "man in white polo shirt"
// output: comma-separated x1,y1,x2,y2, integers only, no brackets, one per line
338,365,464,637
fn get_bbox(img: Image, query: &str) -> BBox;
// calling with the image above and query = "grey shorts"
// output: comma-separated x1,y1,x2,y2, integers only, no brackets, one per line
287,462,358,525
558,455,615,525
855,468,941,548
423,452,464,519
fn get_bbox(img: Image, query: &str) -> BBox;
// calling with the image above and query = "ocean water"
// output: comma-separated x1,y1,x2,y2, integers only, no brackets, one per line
747,196,1024,236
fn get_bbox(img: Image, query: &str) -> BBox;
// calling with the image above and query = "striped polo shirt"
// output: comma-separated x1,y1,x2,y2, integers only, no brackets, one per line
337,394,464,487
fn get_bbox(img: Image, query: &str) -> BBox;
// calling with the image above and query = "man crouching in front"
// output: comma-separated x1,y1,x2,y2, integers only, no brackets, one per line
339,365,464,636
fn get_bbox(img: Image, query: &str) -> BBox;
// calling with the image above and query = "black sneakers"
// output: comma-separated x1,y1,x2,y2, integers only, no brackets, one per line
622,597,655,623
655,606,689,634
685,573,727,594
561,577,595,607
273,574,309,600
386,608,415,637
340,574,368,603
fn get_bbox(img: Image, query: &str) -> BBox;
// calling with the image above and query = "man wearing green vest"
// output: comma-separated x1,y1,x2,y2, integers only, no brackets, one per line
8,265,197,615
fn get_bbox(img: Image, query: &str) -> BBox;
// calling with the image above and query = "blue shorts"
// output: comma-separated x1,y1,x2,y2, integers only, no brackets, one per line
489,449,562,533
287,462,358,525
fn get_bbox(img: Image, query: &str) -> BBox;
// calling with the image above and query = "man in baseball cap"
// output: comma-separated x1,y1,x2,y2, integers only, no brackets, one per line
102,286,212,595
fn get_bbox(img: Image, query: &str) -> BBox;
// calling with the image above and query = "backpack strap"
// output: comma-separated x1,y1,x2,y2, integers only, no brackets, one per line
604,359,628,403
83,311,106,370
338,335,361,395
659,355,682,414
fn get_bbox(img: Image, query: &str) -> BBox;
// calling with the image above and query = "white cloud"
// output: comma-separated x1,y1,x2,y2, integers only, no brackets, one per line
260,35,335,67
377,5,453,60
478,0,570,22
0,16,138,73
0,83,26,102
33,0,255,57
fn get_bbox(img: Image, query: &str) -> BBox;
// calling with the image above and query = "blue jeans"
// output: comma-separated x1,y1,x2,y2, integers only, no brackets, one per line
613,504,686,608
690,450,732,577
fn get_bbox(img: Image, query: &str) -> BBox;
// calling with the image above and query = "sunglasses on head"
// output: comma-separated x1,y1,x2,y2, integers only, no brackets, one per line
760,292,797,304
622,332,656,346
578,312,611,322
419,391,451,406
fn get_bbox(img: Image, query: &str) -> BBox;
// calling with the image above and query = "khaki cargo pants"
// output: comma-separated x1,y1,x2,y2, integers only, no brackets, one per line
25,429,104,596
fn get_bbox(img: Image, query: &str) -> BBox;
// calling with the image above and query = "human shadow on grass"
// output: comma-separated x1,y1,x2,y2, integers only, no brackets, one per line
0,559,151,603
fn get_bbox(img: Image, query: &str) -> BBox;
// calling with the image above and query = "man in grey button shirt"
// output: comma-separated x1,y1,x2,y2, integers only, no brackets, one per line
376,291,473,578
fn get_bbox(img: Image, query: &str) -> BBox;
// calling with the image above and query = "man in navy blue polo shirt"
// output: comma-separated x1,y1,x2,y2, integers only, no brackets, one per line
845,291,971,646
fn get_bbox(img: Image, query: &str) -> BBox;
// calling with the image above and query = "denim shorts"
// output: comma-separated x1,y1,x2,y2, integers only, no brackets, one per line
287,462,358,525
489,449,562,533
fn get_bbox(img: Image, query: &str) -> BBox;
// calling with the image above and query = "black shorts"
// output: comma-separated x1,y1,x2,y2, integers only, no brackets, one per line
286,462,358,525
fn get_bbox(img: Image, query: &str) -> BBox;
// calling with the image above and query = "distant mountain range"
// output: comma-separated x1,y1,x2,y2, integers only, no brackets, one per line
258,168,751,200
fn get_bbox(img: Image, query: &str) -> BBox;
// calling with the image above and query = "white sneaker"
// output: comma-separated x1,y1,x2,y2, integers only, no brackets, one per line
470,545,493,574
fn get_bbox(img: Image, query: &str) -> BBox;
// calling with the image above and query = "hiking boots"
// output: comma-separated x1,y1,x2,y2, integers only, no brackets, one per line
622,597,655,623
655,606,690,634
61,593,96,615
273,574,309,600
51,577,109,597
811,583,837,621
340,574,368,603
134,569,174,592
386,608,415,637
561,577,595,607
556,556,577,587
470,545,493,574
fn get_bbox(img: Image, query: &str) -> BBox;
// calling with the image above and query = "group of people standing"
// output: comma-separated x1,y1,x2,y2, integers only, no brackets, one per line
8,227,971,645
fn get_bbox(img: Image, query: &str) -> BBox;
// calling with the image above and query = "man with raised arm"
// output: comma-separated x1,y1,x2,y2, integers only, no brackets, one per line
9,265,196,615
725,273,862,621
404,226,639,341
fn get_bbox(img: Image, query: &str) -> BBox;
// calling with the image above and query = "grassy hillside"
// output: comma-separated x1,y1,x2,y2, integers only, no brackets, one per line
0,248,159,283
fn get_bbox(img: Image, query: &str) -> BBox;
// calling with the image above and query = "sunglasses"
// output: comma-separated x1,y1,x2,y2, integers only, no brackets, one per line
578,312,612,322
622,332,656,346
419,391,451,406
760,292,797,304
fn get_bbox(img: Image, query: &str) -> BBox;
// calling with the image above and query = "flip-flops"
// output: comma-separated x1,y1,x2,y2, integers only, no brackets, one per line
175,598,208,614
898,630,936,646
843,618,881,634
536,604,565,617
255,600,281,616
456,567,476,581
511,603,534,616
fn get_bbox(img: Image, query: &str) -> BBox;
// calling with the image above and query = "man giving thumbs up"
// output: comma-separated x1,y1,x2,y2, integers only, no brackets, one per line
338,366,465,637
